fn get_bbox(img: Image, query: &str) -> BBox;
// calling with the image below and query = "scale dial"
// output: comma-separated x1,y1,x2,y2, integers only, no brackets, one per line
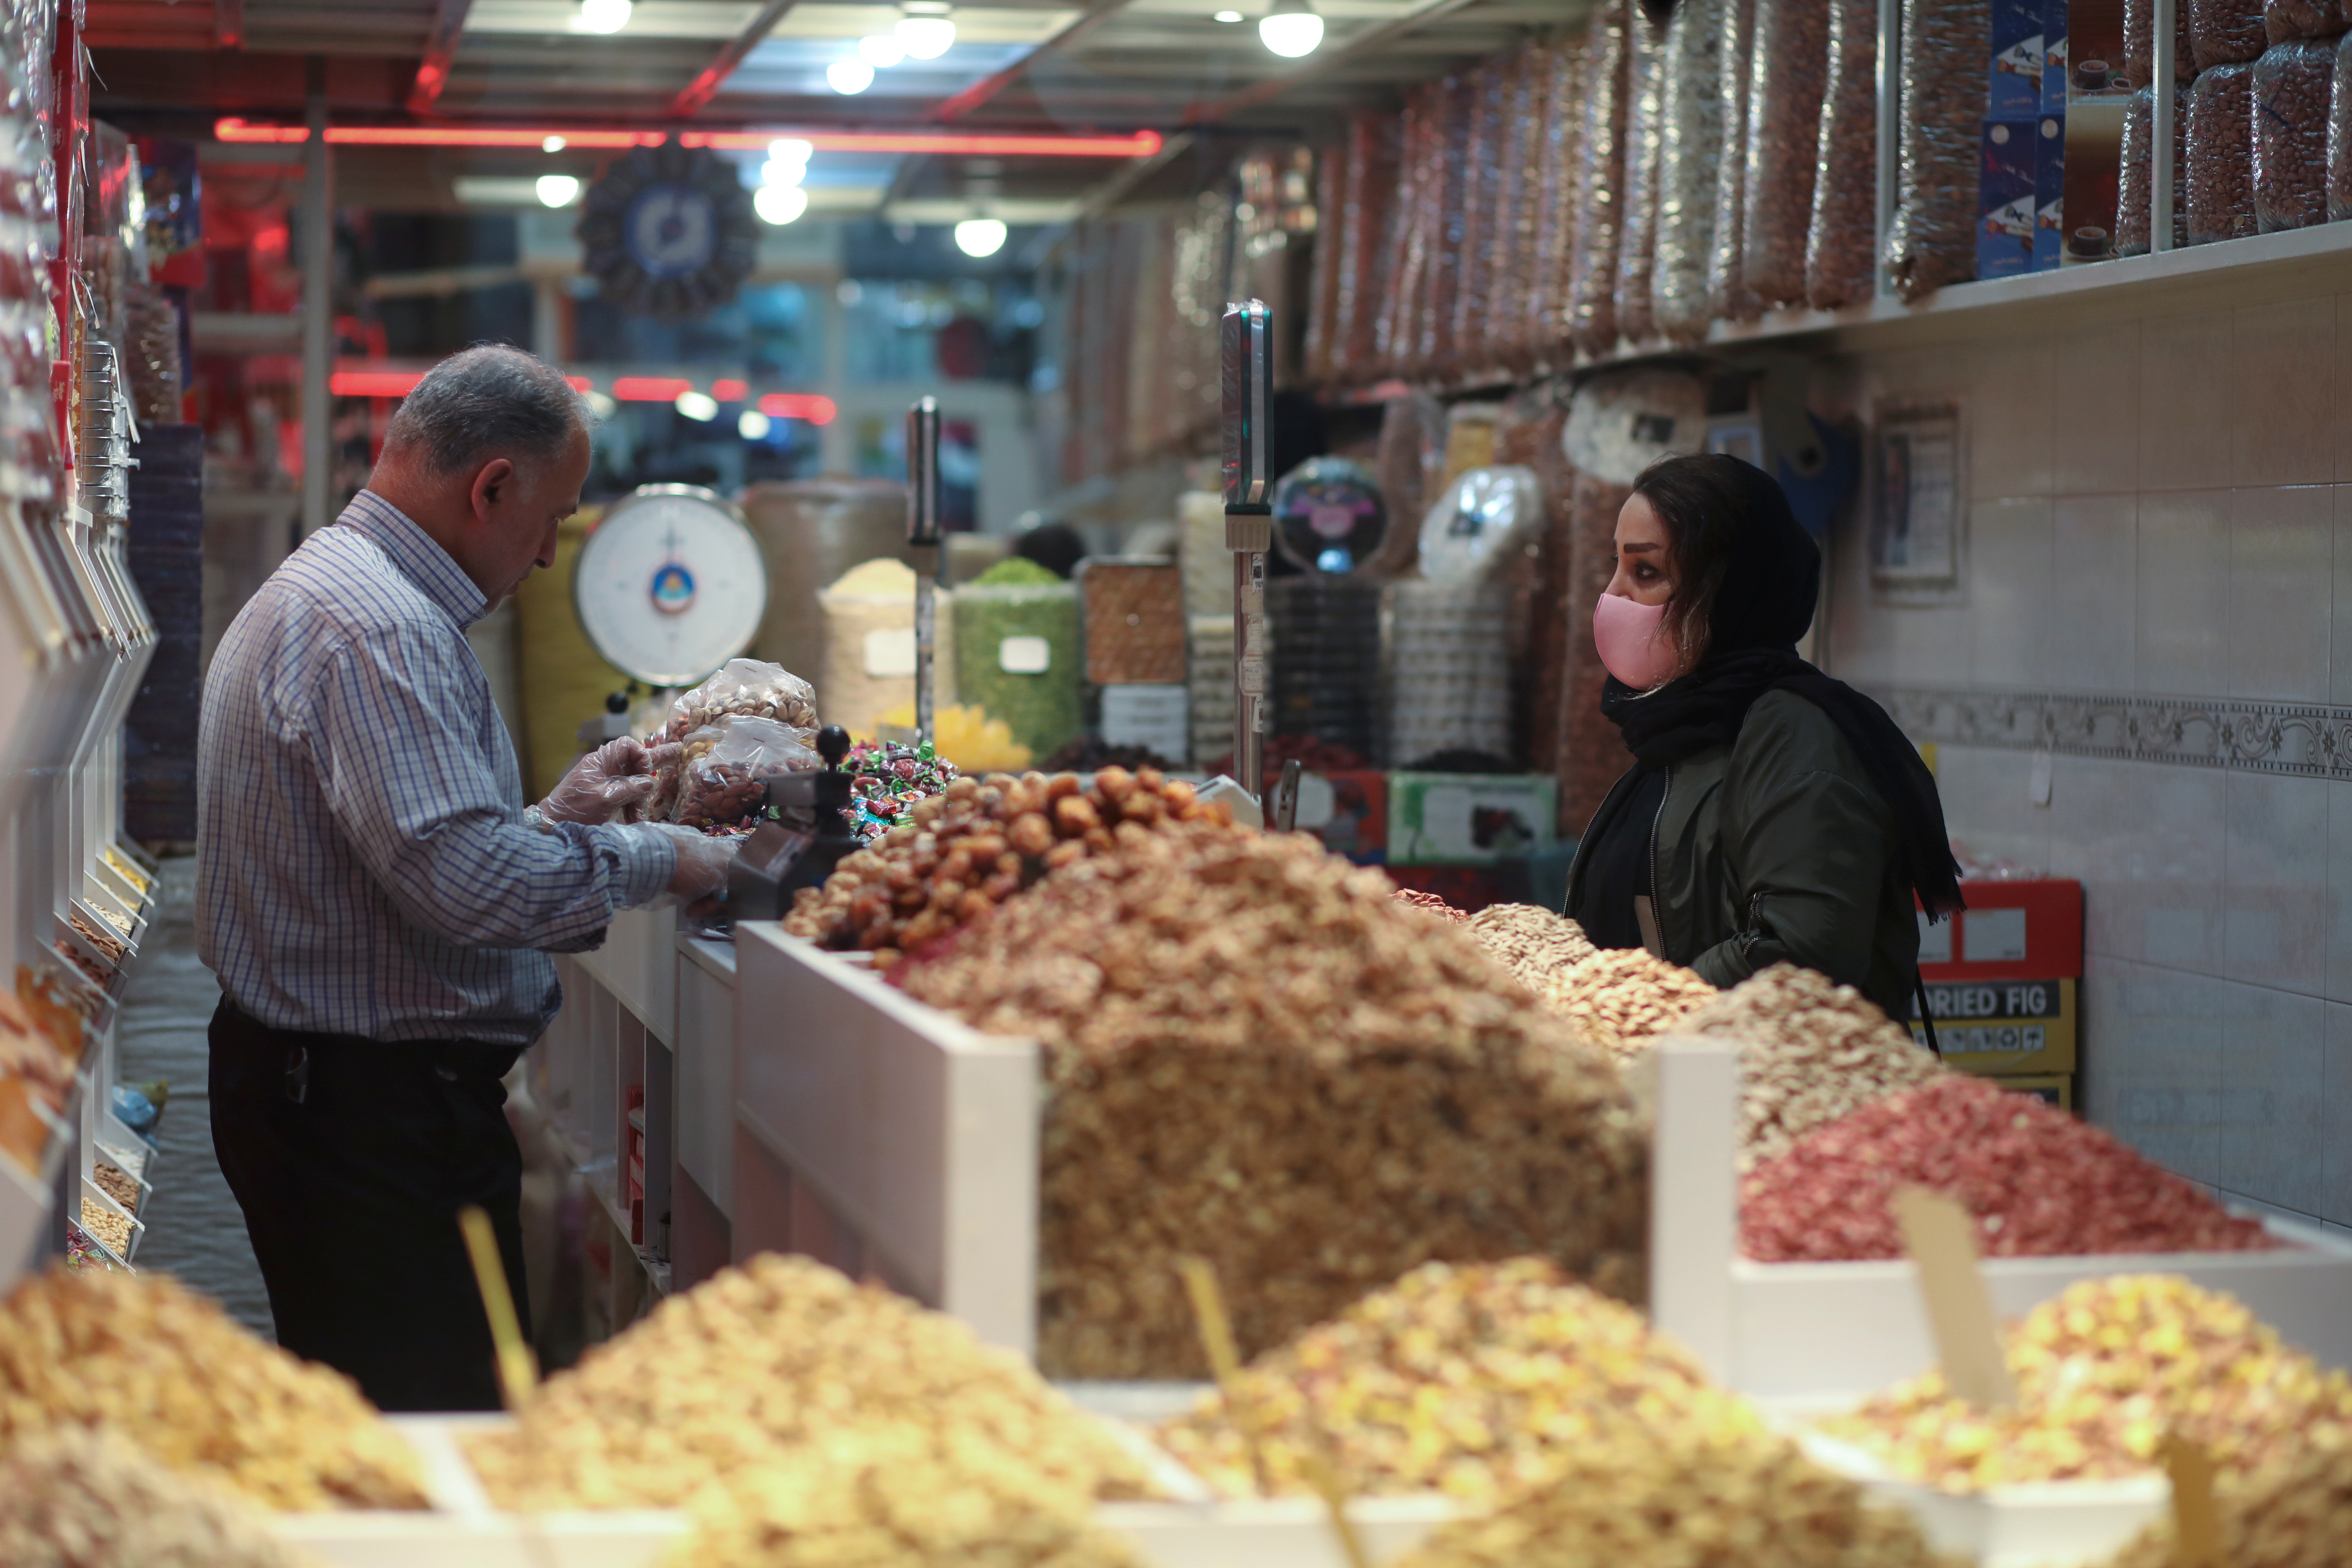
573,485,767,687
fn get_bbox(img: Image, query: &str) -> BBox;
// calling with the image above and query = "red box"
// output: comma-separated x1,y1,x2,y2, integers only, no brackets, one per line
1918,878,2083,982
1295,770,1387,863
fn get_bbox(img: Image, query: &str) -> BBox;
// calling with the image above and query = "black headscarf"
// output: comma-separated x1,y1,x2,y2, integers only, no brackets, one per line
1594,456,1964,919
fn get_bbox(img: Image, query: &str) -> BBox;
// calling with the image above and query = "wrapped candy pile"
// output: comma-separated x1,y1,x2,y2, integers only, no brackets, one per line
841,738,959,845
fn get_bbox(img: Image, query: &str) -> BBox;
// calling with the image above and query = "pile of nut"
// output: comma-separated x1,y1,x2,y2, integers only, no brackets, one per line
91,1159,139,1213
1821,1276,2352,1489
1741,1074,2275,1261
77,1198,131,1256
785,767,1226,963
466,1253,1149,1511
1675,964,1947,1169
1464,904,1596,981
895,826,1648,1379
1158,1258,1758,1504
0,1266,426,1510
0,1427,325,1568
1393,1426,1954,1568
670,1424,1139,1568
1393,888,1469,923
2106,1437,2352,1567
1528,948,1717,1063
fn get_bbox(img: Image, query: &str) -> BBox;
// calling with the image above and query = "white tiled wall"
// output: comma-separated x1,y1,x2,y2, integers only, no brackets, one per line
1818,291,2352,1227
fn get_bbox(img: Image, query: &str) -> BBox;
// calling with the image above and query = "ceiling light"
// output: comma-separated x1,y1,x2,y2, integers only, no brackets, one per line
1213,9,1242,18
768,136,814,166
576,0,631,32
761,156,808,187
542,135,566,152
858,33,907,66
1257,0,1321,55
739,409,772,439
953,216,1007,257
535,173,581,207
584,390,617,418
754,184,809,224
896,3,956,57
674,389,720,422
827,58,876,93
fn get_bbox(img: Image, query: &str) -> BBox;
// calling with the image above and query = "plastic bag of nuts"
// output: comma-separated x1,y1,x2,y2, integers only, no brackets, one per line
2335,30,2352,219
2255,37,2336,229
1568,0,1634,355
1883,0,1990,298
1613,7,1668,344
2118,82,2190,252
2128,0,2199,81
2268,0,2347,41
2193,0,2269,68
2188,61,2260,241
1650,0,1728,343
654,656,819,746
1741,0,1831,309
1707,0,1762,322
1806,0,1879,306
671,716,821,830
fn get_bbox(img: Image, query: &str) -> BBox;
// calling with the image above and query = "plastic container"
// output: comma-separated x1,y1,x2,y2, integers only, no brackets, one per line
2253,37,2336,229
1807,0,1880,306
952,569,1082,761
1709,0,1763,321
1651,0,1728,342
2118,82,2190,252
1884,0,1988,298
1613,5,1668,342
1567,0,1633,355
2187,61,2259,242
1742,0,1831,308
2192,0,2268,68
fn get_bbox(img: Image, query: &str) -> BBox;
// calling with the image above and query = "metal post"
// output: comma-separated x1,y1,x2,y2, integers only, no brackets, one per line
1220,300,1272,800
905,396,943,747
299,64,334,537
2152,0,2177,252
1874,0,1901,298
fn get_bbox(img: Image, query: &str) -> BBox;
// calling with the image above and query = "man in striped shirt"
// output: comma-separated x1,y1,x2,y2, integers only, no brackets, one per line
197,346,729,1409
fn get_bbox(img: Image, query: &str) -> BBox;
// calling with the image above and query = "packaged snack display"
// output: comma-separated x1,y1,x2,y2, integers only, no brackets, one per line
1807,0,1881,305
2254,37,2336,229
2193,0,2269,67
1568,0,1634,354
1613,6,1668,342
1885,0,1991,297
2188,61,2259,241
1742,0,1831,308
1651,0,1729,341
1707,0,1762,321
2119,81,2191,250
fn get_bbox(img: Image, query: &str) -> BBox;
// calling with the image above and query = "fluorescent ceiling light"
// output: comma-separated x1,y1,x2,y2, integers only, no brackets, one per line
768,136,814,165
584,390,617,419
738,410,772,439
858,33,906,66
535,173,581,207
953,217,1007,257
1213,9,1242,18
827,57,876,93
754,184,810,224
896,4,956,57
542,135,566,152
1258,0,1320,55
674,389,720,421
761,157,808,187
576,0,631,33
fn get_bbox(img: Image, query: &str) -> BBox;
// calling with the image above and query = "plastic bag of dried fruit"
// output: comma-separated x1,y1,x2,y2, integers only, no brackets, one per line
656,658,819,744
2188,61,2258,243
1882,0,1988,298
2254,37,2335,231
672,716,822,829
1806,0,1879,307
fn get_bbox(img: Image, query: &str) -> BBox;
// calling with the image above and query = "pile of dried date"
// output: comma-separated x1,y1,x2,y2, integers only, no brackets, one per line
1158,1258,1756,1504
894,825,1648,1379
1741,1073,2275,1261
0,1427,325,1568
785,767,1224,963
0,1266,426,1510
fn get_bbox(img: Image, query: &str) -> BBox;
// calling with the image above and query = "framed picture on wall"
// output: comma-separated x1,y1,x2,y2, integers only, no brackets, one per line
1869,400,1967,603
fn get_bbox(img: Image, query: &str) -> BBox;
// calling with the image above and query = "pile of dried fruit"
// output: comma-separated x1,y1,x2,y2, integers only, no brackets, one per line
895,826,1647,1379
1392,1427,1953,1568
784,767,1224,963
0,1266,426,1510
671,1424,1139,1568
1741,1074,2275,1261
2106,1438,2352,1567
1676,964,1946,1168
1158,1258,1758,1504
467,1254,1148,1511
1530,948,1716,1062
1820,1276,2352,1490
91,1159,139,1213
1465,905,1599,995
1394,887,1469,923
0,1428,325,1568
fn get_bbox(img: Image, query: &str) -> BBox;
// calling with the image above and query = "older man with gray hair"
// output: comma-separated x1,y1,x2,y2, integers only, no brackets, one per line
197,345,728,1409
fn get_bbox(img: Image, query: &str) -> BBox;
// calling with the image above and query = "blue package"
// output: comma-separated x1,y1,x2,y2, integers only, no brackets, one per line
1978,121,2037,279
2043,0,2069,112
2033,114,2067,269
1991,0,2046,118
110,1084,158,1133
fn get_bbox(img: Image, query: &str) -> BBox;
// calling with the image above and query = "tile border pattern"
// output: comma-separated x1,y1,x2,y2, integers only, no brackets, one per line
1880,686,2352,780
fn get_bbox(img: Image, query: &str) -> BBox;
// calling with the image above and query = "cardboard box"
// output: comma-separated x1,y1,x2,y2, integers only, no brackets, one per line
1388,773,1559,865
1292,769,1387,861
1910,976,2079,1074
2044,0,2070,111
1918,878,2084,981
2034,114,2067,271
1991,0,2047,117
1977,122,2039,280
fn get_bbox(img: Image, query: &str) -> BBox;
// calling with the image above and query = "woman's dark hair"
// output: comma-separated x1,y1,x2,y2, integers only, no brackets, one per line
1630,452,1752,667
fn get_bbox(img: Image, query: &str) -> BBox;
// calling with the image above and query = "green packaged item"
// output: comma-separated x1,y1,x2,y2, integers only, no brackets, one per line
953,573,1082,759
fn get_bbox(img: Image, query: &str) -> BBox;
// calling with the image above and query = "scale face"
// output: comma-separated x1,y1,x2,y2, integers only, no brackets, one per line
574,485,768,687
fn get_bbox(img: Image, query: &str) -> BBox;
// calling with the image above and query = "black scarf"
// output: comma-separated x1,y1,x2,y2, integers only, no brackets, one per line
1591,458,1964,920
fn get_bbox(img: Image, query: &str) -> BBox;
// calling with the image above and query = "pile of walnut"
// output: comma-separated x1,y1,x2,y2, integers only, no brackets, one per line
785,767,1222,963
466,1254,1150,1511
0,1427,326,1568
1159,1258,1758,1505
1673,963,1946,1170
894,824,1648,1380
1531,948,1718,1063
0,1266,426,1511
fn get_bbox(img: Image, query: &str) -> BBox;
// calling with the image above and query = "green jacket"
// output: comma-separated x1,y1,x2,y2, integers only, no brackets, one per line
1567,688,1922,1023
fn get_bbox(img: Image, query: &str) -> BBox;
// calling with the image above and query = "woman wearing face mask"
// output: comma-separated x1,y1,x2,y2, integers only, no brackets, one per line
1563,452,1962,1025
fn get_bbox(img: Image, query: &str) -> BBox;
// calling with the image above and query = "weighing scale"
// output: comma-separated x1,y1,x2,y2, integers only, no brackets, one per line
573,484,769,689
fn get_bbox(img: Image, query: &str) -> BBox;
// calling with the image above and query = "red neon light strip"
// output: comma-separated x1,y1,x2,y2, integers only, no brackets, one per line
758,393,836,425
215,117,1162,158
330,370,428,397
611,377,693,401
709,378,748,401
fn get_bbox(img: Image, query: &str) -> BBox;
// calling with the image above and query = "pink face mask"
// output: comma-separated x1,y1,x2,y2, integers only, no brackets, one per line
1593,592,1680,691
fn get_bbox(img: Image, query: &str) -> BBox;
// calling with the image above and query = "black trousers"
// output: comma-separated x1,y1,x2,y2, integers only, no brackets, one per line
208,998,531,1412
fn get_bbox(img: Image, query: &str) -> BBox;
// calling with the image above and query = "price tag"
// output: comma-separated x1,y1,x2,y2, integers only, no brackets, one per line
998,634,1051,674
1893,1186,2016,1409
863,628,917,678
